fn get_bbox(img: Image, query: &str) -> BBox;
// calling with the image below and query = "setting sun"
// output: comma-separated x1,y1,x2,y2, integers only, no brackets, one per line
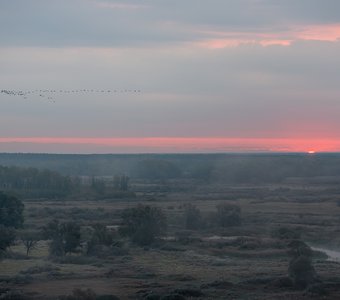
308,150,316,154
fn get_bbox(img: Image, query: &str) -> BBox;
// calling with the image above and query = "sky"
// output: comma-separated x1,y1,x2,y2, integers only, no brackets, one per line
1,0,340,153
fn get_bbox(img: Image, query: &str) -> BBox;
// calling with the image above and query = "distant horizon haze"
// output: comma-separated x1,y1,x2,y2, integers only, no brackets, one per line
0,137,339,154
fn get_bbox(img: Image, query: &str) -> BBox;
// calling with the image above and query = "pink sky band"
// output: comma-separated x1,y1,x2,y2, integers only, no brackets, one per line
1,137,340,153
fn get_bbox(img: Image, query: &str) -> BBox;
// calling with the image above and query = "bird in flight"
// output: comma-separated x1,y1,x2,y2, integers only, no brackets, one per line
1,89,142,102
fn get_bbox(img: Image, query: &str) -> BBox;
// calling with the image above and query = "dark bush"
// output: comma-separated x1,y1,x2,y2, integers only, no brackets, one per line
86,224,115,255
288,255,318,289
215,203,242,227
183,204,204,230
287,240,318,288
0,225,15,254
287,240,313,258
119,205,167,246
0,192,24,228
43,220,81,257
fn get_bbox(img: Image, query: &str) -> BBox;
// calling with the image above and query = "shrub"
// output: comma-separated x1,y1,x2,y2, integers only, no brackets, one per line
119,205,167,246
113,175,129,191
0,192,24,228
0,225,15,254
43,220,81,257
288,255,318,289
287,239,318,288
215,203,241,227
184,204,204,230
86,224,114,254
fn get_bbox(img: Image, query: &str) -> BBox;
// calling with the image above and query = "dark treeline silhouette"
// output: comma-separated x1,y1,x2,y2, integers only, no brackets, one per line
2,153,340,184
0,165,73,197
0,164,135,199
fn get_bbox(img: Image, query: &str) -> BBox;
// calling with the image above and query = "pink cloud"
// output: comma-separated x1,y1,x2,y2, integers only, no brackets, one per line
194,23,340,49
296,24,340,41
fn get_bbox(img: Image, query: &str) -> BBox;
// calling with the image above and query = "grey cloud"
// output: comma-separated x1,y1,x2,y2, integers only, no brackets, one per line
1,0,340,47
1,39,340,139
1,0,340,141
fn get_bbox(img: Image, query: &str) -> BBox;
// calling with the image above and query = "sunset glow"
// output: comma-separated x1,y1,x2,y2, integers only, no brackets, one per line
196,23,340,49
0,137,339,153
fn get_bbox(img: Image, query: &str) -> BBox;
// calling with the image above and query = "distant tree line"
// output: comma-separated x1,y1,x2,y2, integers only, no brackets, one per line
0,165,73,197
0,165,135,199
4,153,340,183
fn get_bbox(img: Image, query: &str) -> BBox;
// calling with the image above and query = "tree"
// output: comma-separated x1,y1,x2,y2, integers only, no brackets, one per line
184,204,204,230
119,205,167,246
0,191,24,228
19,230,40,256
43,220,81,256
91,177,106,194
0,225,15,255
288,240,318,288
215,203,242,227
91,224,113,246
0,192,24,257
113,175,129,191
86,224,114,255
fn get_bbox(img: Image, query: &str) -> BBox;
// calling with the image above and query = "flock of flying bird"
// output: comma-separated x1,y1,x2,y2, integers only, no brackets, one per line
1,89,142,102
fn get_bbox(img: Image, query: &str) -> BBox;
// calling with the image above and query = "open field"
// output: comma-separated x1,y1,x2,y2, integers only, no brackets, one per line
1,177,340,299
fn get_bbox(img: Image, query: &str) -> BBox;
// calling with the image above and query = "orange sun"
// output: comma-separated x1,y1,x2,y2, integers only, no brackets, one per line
308,150,316,154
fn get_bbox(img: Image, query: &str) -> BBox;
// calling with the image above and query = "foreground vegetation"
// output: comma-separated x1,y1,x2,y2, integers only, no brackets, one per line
1,154,340,299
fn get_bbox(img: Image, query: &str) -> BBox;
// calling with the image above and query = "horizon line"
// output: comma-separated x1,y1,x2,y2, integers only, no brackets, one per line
1,137,340,153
